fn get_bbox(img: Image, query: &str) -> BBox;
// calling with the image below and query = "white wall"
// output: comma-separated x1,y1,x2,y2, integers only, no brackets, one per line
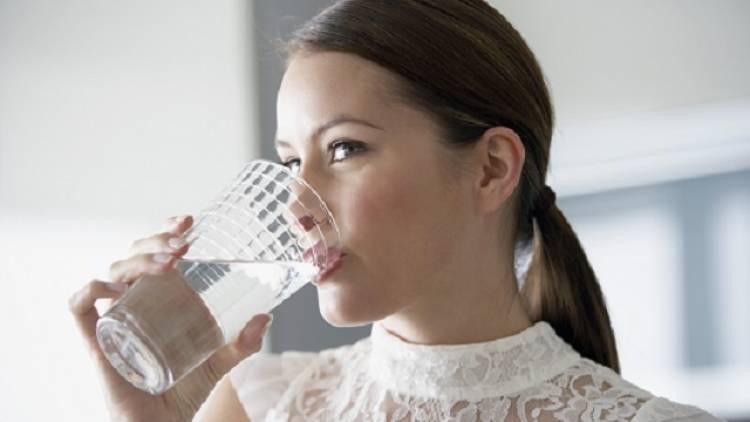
0,1,257,420
493,0,750,196
0,0,258,221
492,0,750,124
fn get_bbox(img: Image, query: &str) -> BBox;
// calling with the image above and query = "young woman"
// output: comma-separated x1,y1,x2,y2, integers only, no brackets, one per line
70,1,721,420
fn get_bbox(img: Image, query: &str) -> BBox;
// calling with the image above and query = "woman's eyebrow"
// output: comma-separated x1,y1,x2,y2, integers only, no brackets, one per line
275,115,383,148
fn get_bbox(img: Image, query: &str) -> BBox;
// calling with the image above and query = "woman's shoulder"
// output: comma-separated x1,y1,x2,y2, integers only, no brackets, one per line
555,358,723,422
227,339,368,421
230,337,365,381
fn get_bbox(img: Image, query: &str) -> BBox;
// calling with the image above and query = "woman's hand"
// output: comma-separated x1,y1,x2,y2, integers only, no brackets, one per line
69,215,272,422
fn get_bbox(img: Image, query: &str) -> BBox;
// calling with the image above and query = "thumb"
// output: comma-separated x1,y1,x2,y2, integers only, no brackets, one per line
238,313,274,354
206,313,273,377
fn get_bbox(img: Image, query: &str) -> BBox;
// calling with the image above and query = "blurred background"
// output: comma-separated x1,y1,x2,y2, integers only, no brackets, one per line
1,0,748,420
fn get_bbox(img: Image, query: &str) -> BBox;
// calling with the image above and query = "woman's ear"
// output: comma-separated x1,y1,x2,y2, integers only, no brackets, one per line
472,126,525,215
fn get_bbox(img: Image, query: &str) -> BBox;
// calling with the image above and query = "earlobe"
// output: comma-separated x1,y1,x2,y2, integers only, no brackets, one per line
475,127,525,213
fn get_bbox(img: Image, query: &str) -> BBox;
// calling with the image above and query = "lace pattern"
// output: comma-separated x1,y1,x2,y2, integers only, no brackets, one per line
367,321,581,401
229,322,721,421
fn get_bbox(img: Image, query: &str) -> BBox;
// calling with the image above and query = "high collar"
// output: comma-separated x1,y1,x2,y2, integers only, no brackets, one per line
367,321,581,401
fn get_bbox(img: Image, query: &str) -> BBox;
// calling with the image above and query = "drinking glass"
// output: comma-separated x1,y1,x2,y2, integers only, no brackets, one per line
96,160,341,394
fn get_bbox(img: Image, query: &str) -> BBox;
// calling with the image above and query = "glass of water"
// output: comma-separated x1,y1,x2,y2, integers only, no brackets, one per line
95,159,341,394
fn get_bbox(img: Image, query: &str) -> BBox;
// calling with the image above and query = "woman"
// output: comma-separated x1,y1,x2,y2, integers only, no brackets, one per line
69,1,721,420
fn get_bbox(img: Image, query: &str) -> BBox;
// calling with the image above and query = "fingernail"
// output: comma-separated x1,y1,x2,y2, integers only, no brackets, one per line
106,282,129,293
168,237,187,250
168,215,190,228
153,253,172,263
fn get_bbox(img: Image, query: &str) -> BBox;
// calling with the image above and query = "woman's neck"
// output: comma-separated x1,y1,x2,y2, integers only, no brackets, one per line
379,247,532,346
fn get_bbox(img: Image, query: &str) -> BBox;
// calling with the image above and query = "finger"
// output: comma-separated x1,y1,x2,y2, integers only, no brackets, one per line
68,281,151,394
160,214,194,234
205,313,273,377
128,231,190,256
108,253,177,285
68,280,129,354
69,280,129,315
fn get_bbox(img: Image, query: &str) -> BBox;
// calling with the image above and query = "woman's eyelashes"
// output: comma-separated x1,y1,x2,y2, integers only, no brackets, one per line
329,139,368,163
281,158,301,175
279,139,368,173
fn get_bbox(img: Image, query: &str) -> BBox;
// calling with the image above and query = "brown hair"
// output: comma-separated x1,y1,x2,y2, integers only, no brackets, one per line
286,0,620,373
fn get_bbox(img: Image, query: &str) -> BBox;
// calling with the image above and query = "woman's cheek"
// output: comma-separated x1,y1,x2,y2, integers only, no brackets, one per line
343,178,399,243
344,174,426,265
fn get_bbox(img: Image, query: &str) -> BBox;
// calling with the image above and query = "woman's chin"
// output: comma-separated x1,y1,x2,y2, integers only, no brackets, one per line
317,288,382,327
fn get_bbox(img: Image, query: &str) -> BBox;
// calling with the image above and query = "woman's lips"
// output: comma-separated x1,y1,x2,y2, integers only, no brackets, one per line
303,240,342,267
296,215,344,284
313,253,345,286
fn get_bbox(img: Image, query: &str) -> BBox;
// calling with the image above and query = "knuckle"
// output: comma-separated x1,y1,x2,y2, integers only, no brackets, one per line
83,280,102,297
67,292,79,312
143,253,174,273
141,253,158,265
156,231,175,243
129,238,144,252
141,253,168,270
118,255,145,273
108,260,122,276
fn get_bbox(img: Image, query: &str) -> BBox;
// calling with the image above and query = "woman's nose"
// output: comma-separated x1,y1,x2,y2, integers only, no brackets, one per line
296,163,330,204
289,164,336,231
286,164,341,265
296,163,318,191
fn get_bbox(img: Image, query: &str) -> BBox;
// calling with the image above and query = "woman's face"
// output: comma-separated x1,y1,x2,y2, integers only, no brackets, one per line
275,51,477,326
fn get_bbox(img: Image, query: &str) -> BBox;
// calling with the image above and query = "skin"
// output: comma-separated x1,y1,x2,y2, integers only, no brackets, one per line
274,51,532,345
70,51,532,421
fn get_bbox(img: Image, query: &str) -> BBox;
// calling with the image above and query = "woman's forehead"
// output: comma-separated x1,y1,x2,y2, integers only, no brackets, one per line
279,52,399,112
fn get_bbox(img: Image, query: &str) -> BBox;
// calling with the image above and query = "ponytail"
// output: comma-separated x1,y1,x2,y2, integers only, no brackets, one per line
522,193,620,373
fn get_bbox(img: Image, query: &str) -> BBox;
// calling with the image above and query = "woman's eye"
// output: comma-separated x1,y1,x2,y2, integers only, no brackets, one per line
330,139,367,163
279,140,365,174
281,158,301,175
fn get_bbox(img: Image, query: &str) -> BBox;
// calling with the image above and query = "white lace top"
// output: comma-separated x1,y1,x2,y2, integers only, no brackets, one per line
228,321,721,421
